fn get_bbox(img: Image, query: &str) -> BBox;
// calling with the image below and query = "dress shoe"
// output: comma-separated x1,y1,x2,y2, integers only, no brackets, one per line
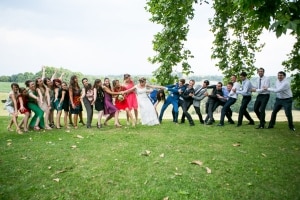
290,127,296,131
267,126,274,129
228,121,235,124
190,123,195,126
206,121,213,125
247,121,255,125
217,124,224,127
236,124,242,127
255,125,264,129
200,121,204,124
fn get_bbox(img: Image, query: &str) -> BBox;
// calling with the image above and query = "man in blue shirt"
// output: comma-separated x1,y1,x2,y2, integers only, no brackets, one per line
158,79,186,124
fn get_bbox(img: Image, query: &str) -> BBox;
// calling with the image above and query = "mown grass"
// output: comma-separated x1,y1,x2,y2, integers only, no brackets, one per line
0,116,299,200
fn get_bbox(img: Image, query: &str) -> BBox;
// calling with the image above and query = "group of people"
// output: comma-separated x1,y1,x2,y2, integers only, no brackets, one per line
156,68,295,131
4,67,296,134
4,67,168,134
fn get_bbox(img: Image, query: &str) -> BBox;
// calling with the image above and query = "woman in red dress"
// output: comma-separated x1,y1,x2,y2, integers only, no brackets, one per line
112,80,135,126
123,74,138,124
17,87,31,132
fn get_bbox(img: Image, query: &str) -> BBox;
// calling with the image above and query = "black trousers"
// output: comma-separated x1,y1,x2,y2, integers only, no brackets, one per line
219,97,236,125
254,94,270,126
237,95,254,125
177,100,193,124
269,98,294,129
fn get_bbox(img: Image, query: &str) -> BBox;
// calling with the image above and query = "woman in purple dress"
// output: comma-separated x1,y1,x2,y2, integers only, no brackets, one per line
102,78,122,127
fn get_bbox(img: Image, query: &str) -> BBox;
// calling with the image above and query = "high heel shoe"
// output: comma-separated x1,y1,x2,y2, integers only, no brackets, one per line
97,124,102,129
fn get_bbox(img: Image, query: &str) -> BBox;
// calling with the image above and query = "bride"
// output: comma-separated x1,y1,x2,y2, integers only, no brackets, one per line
123,78,164,126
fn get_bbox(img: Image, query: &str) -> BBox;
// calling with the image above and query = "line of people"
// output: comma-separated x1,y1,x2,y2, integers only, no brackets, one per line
4,67,296,134
157,69,295,131
4,67,168,134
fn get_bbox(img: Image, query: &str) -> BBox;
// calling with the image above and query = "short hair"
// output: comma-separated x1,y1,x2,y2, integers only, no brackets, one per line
258,68,265,72
179,79,185,84
204,80,209,85
217,82,223,87
227,82,233,86
240,72,247,77
278,71,286,77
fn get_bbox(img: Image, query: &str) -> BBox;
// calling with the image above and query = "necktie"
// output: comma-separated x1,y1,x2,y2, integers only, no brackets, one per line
259,78,261,89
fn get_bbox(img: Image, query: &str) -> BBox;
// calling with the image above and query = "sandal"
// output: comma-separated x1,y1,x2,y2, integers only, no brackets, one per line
17,129,23,134
45,126,52,130
34,126,40,131
7,126,13,132
114,124,122,128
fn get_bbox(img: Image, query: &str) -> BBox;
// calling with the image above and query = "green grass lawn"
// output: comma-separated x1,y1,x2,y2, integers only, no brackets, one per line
0,117,299,200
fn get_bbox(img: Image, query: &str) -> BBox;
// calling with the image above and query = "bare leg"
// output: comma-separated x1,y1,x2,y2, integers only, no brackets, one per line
56,110,62,128
97,111,104,128
73,114,78,128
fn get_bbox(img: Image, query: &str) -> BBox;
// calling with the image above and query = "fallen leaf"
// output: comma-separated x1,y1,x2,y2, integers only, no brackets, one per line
163,197,169,200
65,130,70,133
261,153,267,157
206,167,212,174
190,160,203,166
76,135,84,139
48,166,52,170
141,150,151,156
7,142,12,146
71,145,77,149
232,143,241,147
58,138,62,141
7,139,12,142
53,178,60,182
160,153,165,158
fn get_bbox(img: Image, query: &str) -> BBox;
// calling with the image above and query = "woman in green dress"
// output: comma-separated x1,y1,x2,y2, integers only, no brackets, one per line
25,80,45,130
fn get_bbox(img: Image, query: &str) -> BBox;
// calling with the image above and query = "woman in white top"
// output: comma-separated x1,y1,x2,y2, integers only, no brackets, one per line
5,83,22,134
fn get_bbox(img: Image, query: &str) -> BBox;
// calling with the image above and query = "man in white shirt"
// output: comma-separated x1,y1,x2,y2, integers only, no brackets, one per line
217,75,240,126
236,72,255,127
265,71,295,131
251,68,270,129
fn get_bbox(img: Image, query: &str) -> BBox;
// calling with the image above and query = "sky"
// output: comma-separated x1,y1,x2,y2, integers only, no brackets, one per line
0,0,296,77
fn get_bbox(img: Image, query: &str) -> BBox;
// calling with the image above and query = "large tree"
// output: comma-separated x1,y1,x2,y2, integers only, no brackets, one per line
146,0,300,106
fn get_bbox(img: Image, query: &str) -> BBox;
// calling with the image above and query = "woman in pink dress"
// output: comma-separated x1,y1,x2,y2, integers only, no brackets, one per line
123,74,138,124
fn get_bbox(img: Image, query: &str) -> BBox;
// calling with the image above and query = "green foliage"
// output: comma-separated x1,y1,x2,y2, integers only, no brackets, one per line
147,0,300,104
0,117,299,199
209,0,264,81
145,0,198,85
282,36,300,108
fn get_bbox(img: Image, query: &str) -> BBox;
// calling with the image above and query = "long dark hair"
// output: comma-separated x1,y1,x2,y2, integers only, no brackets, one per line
70,75,80,90
157,89,165,101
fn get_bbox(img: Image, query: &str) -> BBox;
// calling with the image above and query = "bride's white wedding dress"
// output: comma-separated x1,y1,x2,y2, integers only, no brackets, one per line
135,86,159,126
